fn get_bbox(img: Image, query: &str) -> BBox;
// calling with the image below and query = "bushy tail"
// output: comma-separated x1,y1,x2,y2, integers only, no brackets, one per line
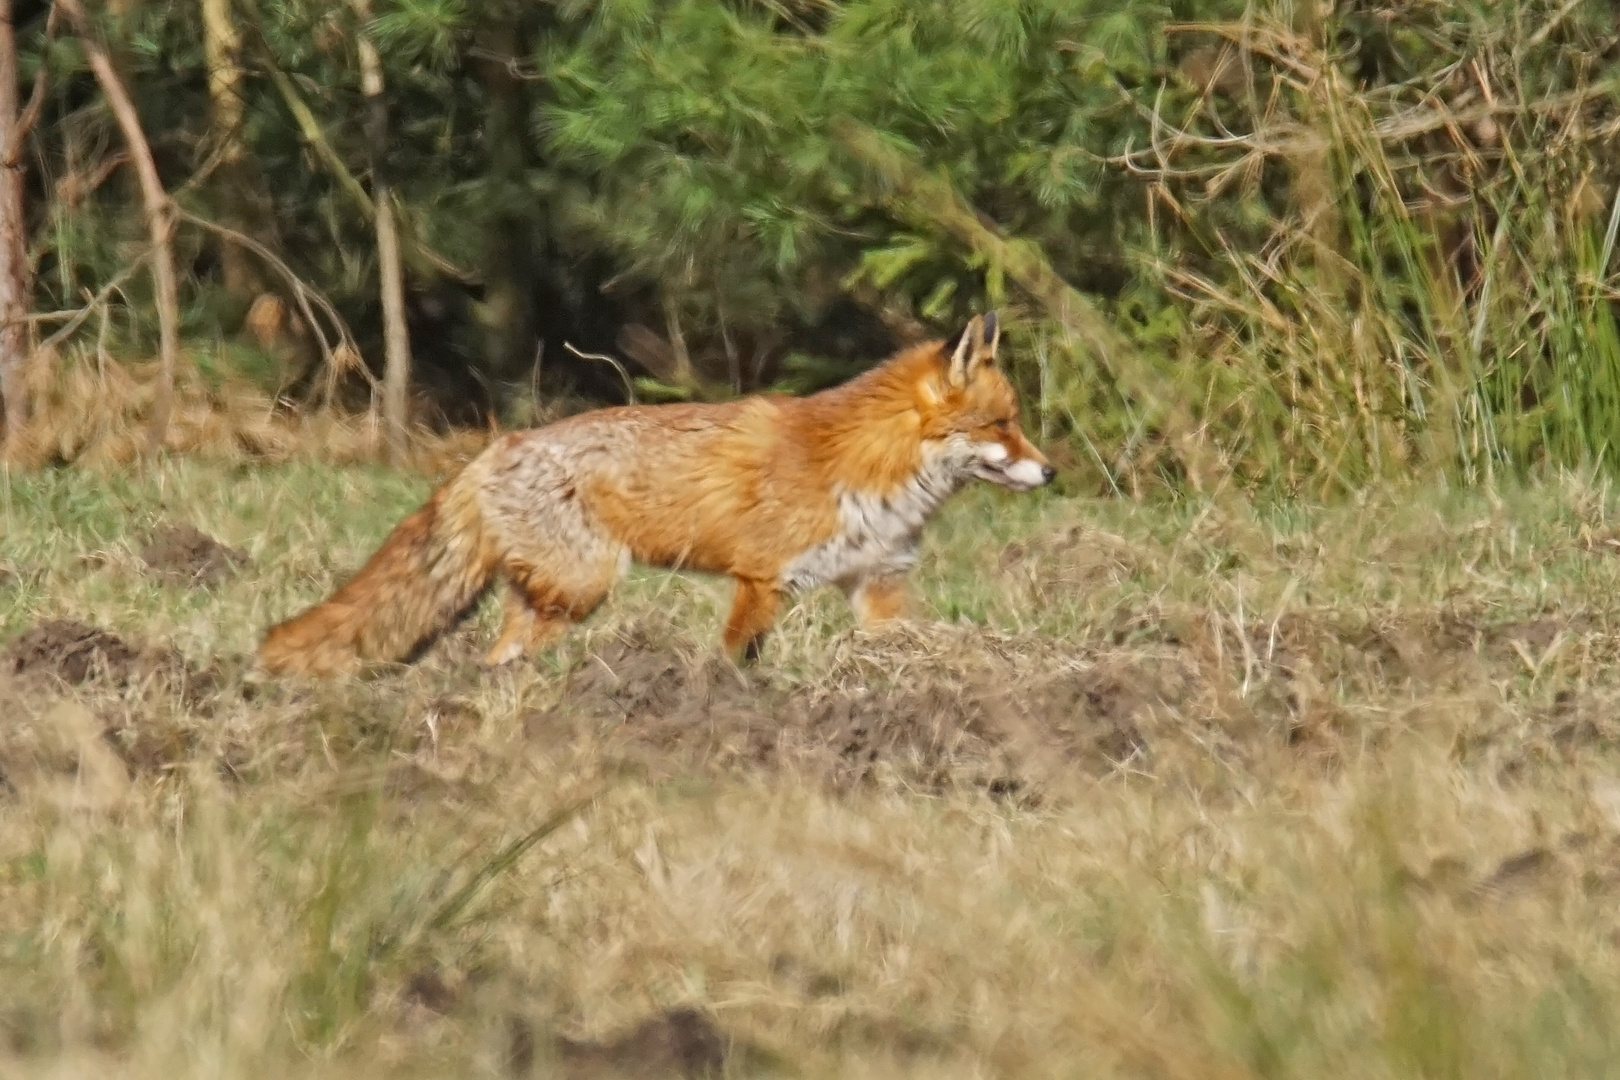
257,476,497,676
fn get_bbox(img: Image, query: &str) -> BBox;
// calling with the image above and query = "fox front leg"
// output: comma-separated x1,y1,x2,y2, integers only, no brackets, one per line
724,577,782,663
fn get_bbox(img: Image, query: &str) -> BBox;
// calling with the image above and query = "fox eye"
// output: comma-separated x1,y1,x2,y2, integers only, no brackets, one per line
993,418,1013,432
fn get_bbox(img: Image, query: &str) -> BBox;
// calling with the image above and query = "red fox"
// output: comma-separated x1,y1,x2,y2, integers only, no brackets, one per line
257,311,1054,675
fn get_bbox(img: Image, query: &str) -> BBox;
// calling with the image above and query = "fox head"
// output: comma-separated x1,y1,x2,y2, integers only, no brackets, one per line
917,311,1056,493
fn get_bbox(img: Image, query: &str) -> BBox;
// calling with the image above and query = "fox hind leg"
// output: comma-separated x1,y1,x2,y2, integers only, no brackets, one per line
725,577,782,663
477,477,627,667
484,584,565,668
484,555,618,667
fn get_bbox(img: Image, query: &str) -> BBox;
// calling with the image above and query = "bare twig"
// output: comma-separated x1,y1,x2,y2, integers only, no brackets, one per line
526,339,544,420
57,0,180,454
0,0,40,447
4,0,58,165
718,299,740,394
171,135,238,201
564,341,637,405
259,56,475,286
1523,0,1589,51
242,0,476,286
352,0,412,462
1114,20,1620,181
92,287,109,378
27,203,375,415
174,207,373,391
33,247,151,356
465,45,544,81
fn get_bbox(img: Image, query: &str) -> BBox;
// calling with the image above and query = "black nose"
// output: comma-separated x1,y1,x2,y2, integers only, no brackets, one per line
1040,464,1057,484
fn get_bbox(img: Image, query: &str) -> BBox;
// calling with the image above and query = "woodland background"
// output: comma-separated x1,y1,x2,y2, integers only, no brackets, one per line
0,0,1616,493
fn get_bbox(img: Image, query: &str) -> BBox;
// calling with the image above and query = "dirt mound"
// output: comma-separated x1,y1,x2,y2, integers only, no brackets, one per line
6,619,148,684
554,1007,728,1079
0,625,222,791
526,628,1180,799
140,524,250,587
2,619,208,697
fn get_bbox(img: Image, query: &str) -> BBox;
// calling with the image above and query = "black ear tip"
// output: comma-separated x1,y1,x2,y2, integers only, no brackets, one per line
981,310,998,345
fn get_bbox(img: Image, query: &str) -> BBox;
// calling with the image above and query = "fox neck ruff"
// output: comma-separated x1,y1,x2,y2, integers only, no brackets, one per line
777,437,973,594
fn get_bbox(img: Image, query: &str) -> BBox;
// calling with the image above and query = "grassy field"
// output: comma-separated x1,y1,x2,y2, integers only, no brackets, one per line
5,456,1620,1079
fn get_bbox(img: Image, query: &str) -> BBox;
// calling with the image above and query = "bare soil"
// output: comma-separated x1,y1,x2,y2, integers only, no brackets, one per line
3,600,1608,805
0,620,230,784
139,524,250,587
5,619,168,686
522,623,1186,801
550,1007,729,1079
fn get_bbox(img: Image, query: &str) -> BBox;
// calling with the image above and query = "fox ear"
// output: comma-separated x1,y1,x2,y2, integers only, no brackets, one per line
947,311,999,387
980,309,1000,357
946,310,997,386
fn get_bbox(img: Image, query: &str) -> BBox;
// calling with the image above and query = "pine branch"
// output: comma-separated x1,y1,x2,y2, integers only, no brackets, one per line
834,120,1221,491
243,0,476,285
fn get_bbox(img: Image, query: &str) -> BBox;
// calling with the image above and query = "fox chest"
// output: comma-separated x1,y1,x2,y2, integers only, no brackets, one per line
777,467,959,593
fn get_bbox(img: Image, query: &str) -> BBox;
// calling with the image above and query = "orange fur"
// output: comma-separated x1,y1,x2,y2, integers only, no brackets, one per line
256,311,1054,675
257,481,499,675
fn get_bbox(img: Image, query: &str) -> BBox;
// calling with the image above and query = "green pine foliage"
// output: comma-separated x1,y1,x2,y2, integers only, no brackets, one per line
11,0,1620,491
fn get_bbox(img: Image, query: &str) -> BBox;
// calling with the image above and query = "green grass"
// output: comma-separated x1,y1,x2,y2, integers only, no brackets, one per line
6,458,1620,1078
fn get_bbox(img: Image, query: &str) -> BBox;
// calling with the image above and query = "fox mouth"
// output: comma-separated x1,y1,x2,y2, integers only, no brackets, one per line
972,458,1055,492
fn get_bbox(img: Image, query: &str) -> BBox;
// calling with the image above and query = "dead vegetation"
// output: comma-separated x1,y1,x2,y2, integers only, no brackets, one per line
4,351,487,471
5,460,1620,1079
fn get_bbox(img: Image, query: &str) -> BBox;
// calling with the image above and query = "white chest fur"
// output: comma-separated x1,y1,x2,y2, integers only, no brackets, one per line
778,453,963,593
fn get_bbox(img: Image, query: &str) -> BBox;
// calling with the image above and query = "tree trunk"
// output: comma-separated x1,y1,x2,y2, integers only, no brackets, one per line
473,7,535,386
59,0,180,454
351,0,411,462
200,0,265,302
662,294,695,387
0,0,32,451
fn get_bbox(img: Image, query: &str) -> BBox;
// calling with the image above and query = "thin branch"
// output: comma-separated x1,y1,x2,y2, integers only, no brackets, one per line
263,62,375,216
175,207,375,391
5,0,57,164
1115,20,1620,181
835,119,1220,490
352,0,411,462
564,341,636,405
58,0,181,453
27,205,377,407
171,135,237,199
258,56,476,285
466,45,543,81
1523,0,1589,51
33,245,151,356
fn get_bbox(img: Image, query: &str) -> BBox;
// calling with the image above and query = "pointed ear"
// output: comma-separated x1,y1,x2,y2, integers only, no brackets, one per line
946,312,991,388
980,309,1000,358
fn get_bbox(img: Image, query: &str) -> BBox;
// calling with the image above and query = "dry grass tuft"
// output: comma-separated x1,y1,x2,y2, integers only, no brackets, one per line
6,352,487,473
4,459,1620,1078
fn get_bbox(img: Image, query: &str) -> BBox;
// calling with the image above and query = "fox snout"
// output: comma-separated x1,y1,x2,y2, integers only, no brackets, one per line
1005,457,1058,490
971,437,1056,492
